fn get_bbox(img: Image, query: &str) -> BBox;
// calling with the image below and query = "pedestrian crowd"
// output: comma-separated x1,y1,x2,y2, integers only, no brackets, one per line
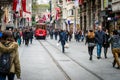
85,25,120,69
7,27,34,46
48,25,120,70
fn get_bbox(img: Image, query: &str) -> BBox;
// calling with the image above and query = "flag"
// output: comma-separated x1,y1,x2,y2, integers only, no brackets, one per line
55,7,60,20
79,0,84,5
22,0,31,14
12,0,18,11
42,15,46,21
26,17,29,22
22,0,26,12
20,9,23,17
4,14,7,23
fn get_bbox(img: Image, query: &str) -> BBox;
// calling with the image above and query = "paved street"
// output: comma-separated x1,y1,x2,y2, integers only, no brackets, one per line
17,37,120,80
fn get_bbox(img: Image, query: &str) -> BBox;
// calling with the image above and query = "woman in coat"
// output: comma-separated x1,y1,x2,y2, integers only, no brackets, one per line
85,30,96,60
103,29,110,58
0,31,21,80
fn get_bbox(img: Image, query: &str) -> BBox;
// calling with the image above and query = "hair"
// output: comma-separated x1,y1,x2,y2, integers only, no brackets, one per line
113,30,118,35
1,31,14,42
87,30,95,38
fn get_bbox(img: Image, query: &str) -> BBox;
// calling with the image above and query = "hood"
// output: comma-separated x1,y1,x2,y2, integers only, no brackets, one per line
0,41,18,53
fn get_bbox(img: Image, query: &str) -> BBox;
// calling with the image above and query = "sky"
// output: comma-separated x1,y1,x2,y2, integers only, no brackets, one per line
38,0,50,4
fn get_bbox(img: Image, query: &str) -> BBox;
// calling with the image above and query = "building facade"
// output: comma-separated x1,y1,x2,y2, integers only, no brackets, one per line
50,0,119,32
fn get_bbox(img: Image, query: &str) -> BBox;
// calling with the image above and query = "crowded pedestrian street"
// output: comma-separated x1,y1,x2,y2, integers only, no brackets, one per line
0,0,120,80
17,37,120,80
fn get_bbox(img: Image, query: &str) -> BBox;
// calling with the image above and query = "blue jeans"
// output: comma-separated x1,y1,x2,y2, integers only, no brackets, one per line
29,38,33,44
97,44,102,57
61,41,65,53
0,73,15,80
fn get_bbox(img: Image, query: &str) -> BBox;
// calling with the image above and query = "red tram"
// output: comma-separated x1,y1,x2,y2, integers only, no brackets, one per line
34,23,47,39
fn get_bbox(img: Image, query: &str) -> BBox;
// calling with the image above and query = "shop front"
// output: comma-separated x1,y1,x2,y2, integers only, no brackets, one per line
112,1,120,29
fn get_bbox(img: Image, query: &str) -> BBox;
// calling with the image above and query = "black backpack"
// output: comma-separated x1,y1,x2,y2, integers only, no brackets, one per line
0,44,11,74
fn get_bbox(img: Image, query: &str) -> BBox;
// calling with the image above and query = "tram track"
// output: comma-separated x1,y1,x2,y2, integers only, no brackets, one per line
39,40,72,80
44,40,104,80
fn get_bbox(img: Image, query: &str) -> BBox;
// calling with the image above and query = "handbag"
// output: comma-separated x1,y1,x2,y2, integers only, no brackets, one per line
56,43,60,47
64,43,69,48
88,43,96,47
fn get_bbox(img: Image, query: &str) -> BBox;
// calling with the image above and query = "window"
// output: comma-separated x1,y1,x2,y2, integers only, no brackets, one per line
68,9,74,16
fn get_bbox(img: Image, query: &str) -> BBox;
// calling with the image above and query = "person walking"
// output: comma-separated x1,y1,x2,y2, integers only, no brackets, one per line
109,30,120,69
58,30,67,53
95,26,105,59
85,30,96,60
0,31,21,80
29,28,34,44
103,29,110,58
24,29,30,46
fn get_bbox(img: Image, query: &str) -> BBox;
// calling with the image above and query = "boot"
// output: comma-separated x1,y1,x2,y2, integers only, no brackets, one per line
104,53,107,59
89,56,92,60
112,60,116,67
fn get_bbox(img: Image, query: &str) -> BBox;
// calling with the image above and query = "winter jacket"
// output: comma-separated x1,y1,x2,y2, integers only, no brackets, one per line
0,41,21,79
59,31,67,45
95,30,105,45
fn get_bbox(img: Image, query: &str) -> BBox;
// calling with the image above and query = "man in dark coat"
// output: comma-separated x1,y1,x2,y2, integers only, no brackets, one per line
95,26,105,59
58,30,67,53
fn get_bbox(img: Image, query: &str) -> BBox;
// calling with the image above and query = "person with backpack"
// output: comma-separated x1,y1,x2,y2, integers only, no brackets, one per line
58,30,68,53
109,30,120,69
0,31,21,80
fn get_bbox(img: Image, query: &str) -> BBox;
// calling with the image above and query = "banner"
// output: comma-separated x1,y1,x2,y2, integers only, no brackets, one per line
22,0,26,12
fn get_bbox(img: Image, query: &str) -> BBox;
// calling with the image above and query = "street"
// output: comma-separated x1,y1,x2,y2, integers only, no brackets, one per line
17,37,120,80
